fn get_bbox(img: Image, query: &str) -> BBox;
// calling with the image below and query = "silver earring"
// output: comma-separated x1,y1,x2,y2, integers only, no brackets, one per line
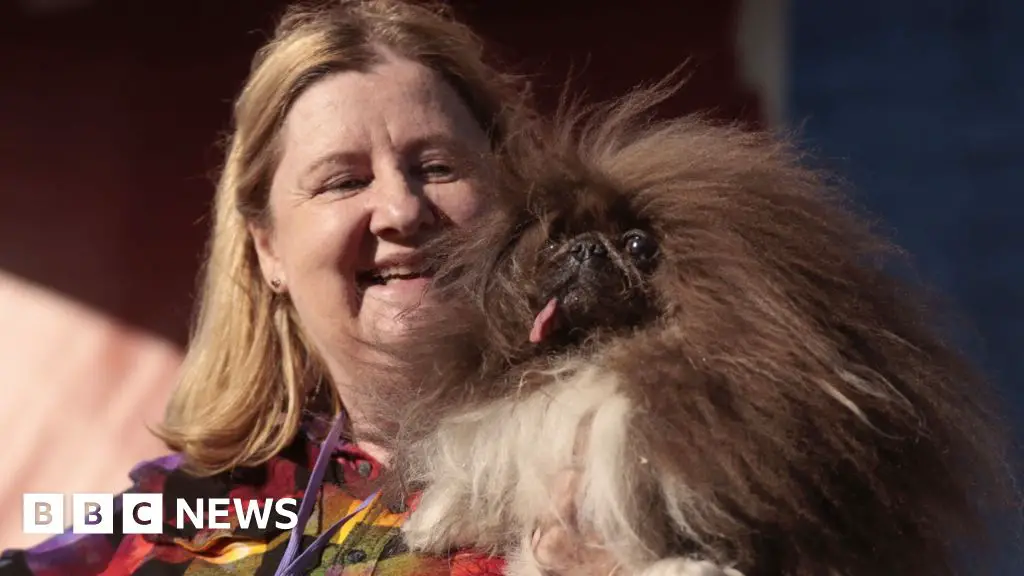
270,278,282,290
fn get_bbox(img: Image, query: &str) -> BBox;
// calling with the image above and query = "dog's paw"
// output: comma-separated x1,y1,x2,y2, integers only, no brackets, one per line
639,558,744,576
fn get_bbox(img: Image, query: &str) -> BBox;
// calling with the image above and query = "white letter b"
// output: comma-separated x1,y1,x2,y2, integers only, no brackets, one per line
22,494,63,534
73,494,114,534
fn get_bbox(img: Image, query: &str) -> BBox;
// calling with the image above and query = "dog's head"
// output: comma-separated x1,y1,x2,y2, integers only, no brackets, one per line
393,140,672,375
510,181,662,348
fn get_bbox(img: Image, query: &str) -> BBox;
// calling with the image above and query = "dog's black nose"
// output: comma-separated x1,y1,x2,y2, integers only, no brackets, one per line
570,235,607,262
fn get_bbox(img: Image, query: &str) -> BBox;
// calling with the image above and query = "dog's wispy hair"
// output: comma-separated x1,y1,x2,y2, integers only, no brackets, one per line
361,80,1017,576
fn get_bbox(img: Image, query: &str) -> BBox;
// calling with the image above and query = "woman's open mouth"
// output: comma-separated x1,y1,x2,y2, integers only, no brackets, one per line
355,260,438,302
357,267,428,288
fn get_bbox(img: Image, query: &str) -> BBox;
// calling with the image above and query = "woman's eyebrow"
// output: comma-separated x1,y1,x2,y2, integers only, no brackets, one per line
299,150,365,186
296,134,486,188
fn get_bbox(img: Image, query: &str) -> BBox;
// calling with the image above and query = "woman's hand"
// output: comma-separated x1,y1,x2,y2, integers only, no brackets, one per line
530,469,620,576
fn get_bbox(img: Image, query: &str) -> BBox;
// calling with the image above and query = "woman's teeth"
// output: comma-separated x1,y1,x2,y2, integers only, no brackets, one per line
360,266,426,286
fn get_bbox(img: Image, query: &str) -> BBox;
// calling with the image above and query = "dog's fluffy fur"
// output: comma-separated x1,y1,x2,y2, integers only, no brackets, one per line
363,82,1014,576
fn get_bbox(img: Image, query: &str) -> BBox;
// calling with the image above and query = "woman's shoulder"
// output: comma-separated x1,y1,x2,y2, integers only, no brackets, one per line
0,453,186,575
0,438,326,575
0,452,230,575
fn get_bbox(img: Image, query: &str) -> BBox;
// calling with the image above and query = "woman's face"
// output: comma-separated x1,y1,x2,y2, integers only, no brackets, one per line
251,54,492,381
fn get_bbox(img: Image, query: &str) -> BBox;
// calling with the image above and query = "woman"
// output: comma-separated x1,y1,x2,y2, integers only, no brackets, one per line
0,1,576,574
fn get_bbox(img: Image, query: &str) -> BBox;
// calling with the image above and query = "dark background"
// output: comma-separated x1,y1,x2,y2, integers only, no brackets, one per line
790,0,1023,459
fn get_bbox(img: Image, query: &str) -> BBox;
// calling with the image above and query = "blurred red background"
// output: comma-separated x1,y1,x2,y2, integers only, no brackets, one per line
0,0,763,547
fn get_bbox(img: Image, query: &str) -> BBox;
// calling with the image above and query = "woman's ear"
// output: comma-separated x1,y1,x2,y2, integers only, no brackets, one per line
249,221,286,293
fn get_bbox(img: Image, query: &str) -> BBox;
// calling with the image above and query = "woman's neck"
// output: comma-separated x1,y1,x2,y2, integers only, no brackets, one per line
334,392,392,466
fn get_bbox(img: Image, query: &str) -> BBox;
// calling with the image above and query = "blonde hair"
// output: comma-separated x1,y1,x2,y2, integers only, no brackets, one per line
157,0,536,475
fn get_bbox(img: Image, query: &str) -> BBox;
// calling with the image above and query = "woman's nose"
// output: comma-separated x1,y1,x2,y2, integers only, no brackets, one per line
368,169,437,241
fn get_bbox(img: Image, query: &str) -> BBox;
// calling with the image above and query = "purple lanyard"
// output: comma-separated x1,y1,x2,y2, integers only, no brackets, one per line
273,413,382,576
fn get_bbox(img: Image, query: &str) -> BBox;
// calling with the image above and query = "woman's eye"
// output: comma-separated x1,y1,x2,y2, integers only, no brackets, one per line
322,177,371,195
418,162,455,180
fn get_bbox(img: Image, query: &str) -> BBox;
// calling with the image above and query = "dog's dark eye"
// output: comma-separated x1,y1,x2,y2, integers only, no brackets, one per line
623,230,657,261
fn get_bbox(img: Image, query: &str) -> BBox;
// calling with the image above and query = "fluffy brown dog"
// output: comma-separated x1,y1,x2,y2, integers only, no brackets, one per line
363,83,1013,576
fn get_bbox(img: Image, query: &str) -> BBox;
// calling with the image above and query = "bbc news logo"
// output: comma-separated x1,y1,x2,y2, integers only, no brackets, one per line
23,493,299,535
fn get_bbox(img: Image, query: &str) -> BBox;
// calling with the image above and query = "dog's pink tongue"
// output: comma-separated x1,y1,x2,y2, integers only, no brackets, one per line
530,297,559,343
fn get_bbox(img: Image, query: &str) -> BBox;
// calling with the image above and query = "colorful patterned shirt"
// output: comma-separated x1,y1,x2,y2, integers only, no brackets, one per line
0,421,506,576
